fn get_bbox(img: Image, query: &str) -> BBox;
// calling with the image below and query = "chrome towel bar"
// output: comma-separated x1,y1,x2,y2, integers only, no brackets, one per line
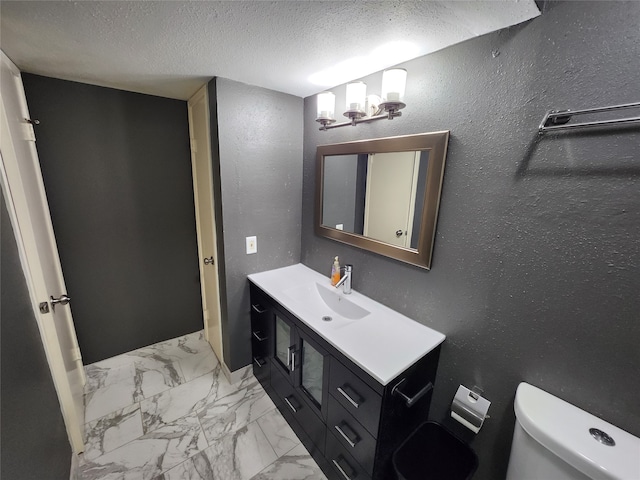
538,101,640,134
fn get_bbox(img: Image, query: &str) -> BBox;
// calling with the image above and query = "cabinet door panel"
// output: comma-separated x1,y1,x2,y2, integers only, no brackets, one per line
273,313,295,382
271,361,326,455
297,329,331,420
301,340,323,405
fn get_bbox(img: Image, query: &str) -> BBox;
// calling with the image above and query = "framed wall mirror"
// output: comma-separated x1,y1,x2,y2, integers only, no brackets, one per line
315,131,450,269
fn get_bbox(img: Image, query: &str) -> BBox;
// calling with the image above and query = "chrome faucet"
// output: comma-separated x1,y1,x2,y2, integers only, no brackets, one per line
334,264,353,294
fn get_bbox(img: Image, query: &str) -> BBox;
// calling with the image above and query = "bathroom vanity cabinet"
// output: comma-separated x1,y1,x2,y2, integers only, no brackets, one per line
249,266,444,480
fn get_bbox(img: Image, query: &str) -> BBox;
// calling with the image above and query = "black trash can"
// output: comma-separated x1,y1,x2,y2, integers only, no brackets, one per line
393,421,478,480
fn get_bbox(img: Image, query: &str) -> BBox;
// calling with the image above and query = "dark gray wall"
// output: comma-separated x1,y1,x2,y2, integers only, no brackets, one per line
301,2,640,479
1,192,71,479
22,74,203,364
213,77,303,371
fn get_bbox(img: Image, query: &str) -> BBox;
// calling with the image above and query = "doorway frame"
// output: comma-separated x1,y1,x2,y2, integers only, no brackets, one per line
187,85,225,368
0,51,85,453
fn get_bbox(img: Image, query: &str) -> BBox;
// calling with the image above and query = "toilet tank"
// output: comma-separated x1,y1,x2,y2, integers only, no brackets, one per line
506,383,640,480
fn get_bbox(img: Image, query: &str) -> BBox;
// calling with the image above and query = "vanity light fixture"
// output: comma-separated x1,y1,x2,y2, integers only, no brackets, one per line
316,92,336,126
316,68,408,131
345,81,367,120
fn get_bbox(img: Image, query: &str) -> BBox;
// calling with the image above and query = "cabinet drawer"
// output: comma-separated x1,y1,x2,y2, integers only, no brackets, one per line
328,395,376,475
251,341,270,387
326,431,372,480
250,289,272,376
251,334,270,359
271,361,326,455
250,285,271,326
251,324,270,345
250,307,270,336
330,358,381,438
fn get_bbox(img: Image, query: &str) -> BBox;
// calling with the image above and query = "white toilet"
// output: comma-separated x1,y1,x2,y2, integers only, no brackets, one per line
506,382,640,480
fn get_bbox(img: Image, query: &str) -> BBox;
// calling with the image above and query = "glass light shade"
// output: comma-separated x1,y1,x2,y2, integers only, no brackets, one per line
381,68,407,103
317,92,335,120
345,81,366,112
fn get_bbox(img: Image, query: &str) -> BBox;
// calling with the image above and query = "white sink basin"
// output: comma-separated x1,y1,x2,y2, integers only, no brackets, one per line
249,264,446,385
284,281,370,322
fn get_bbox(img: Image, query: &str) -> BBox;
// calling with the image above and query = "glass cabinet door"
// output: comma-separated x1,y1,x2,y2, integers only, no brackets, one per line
297,331,329,419
274,314,293,373
301,339,324,407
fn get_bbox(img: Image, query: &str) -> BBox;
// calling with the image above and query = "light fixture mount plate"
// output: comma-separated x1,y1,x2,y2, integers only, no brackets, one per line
316,117,336,124
343,109,366,120
379,101,406,113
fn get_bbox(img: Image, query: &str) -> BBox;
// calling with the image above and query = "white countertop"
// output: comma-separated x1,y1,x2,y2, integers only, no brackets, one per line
248,263,445,386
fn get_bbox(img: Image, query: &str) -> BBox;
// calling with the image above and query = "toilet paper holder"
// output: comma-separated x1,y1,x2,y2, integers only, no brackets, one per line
451,385,491,434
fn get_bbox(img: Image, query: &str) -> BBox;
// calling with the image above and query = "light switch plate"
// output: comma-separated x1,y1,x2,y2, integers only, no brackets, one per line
246,236,257,254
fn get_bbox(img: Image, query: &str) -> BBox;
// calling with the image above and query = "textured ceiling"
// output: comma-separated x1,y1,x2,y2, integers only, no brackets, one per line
0,1,539,100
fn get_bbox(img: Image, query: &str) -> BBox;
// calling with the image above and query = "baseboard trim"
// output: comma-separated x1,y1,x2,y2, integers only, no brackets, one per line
221,362,252,385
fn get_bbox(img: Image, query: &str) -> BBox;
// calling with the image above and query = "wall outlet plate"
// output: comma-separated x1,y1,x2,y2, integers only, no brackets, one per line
246,236,257,254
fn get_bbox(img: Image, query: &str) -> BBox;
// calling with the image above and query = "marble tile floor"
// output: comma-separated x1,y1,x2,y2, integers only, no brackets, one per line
77,330,327,480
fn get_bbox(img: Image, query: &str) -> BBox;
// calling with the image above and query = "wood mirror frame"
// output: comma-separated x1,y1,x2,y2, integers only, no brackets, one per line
315,131,450,269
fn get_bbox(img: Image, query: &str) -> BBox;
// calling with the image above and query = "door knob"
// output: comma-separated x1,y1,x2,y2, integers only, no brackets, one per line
204,256,214,265
50,294,71,311
395,230,403,237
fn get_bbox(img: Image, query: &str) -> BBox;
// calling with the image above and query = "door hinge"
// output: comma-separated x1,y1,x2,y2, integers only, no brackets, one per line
190,138,197,153
23,122,36,142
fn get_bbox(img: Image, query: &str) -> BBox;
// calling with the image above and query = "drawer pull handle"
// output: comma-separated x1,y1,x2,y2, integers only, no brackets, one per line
252,331,267,341
332,457,354,480
253,357,266,368
335,424,359,448
251,304,267,314
392,378,434,408
284,395,298,413
337,386,360,409
291,350,296,371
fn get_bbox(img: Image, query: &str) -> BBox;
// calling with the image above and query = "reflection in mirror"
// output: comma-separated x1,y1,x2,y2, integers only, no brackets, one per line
322,151,429,250
315,132,449,269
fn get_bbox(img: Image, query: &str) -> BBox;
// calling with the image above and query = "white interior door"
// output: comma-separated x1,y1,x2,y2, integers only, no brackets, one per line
188,85,224,365
0,51,85,452
364,151,420,247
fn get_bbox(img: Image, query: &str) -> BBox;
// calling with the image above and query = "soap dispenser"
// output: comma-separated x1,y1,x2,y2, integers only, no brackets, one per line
331,256,341,286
